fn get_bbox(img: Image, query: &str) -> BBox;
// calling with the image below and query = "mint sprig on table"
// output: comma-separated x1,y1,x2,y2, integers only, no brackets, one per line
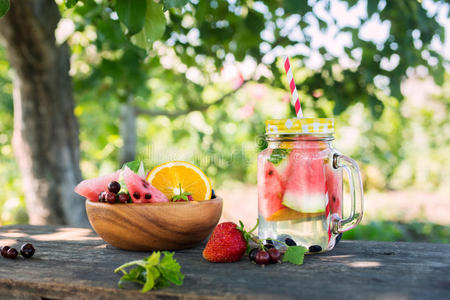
115,251,184,293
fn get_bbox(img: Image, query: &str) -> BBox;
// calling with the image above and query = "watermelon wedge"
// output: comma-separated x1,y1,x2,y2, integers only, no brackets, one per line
326,164,342,215
258,158,286,219
123,166,168,203
74,171,120,202
282,146,327,213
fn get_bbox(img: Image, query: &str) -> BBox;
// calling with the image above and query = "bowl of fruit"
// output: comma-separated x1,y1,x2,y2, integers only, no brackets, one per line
75,161,222,251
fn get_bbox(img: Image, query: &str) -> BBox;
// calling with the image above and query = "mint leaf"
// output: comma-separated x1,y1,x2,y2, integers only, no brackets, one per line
123,160,141,173
0,0,10,17
158,251,184,285
268,149,289,165
283,246,307,265
115,252,183,293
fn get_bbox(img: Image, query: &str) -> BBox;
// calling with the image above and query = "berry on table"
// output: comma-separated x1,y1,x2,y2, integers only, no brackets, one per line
249,248,259,262
1,246,10,257
20,243,35,258
267,248,281,263
107,181,121,194
309,245,322,253
285,238,297,246
105,191,116,204
6,248,18,259
255,250,270,265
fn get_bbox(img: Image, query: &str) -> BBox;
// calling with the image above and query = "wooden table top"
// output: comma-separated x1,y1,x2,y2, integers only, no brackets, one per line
0,225,449,299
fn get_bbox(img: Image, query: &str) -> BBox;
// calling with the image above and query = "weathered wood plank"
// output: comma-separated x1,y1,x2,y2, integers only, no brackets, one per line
0,225,449,299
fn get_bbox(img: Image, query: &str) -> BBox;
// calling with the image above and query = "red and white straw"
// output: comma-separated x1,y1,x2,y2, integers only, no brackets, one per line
283,56,303,118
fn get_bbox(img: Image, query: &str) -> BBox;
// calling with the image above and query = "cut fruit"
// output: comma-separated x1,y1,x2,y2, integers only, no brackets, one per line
74,171,120,202
266,207,325,222
146,161,212,201
326,164,342,215
123,167,168,203
282,146,327,213
258,158,286,219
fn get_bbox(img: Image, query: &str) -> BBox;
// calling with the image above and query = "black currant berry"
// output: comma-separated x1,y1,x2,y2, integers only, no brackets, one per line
285,238,297,246
20,243,35,258
309,245,322,253
336,233,343,245
264,243,275,250
6,248,18,259
105,191,116,204
107,181,121,194
118,193,129,203
1,246,10,258
248,248,259,262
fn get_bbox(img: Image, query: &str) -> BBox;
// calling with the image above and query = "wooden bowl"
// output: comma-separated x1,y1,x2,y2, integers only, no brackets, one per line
85,197,223,251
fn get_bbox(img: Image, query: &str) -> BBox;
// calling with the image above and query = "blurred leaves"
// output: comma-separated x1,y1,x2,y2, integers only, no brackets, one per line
130,1,166,50
115,0,147,36
0,0,9,17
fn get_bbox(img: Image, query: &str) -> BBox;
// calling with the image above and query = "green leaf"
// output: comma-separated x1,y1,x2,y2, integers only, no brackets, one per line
65,0,78,9
115,0,147,36
158,251,184,285
131,0,166,51
0,0,10,17
268,149,289,165
142,266,159,293
163,0,189,11
283,0,309,15
282,246,307,265
115,251,183,293
123,160,141,173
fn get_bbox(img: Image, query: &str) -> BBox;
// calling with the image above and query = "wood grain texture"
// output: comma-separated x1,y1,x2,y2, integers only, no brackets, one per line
0,225,449,300
86,197,223,251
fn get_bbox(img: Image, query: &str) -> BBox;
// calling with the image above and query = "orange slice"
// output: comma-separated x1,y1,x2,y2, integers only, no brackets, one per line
146,161,212,201
266,208,325,222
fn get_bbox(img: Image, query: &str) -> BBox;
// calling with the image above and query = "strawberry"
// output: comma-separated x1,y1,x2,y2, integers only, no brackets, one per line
202,222,247,263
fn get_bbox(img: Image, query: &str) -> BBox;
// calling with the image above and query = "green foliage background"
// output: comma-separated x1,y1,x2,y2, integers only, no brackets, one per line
0,0,449,242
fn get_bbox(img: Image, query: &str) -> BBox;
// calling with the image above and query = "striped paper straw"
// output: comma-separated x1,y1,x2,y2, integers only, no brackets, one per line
283,56,303,118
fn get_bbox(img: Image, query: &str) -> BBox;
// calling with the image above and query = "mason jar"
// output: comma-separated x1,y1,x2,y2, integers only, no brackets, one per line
258,118,363,253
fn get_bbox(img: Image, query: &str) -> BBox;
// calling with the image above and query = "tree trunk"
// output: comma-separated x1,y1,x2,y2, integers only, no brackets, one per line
0,0,88,226
119,94,137,166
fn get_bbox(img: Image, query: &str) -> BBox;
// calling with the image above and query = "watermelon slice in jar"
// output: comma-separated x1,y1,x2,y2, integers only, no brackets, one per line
258,158,286,219
282,144,327,214
74,171,120,202
123,166,168,203
326,163,342,216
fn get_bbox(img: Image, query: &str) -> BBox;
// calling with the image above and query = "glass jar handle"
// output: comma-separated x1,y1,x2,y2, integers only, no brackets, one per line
331,153,364,234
